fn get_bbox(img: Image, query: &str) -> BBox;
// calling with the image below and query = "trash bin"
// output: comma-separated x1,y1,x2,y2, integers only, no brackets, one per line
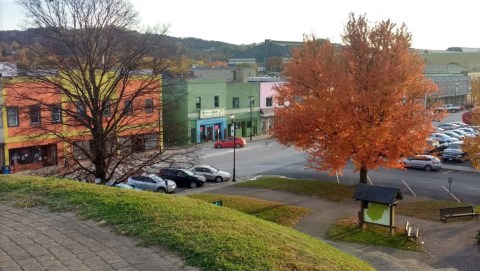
2,165,11,174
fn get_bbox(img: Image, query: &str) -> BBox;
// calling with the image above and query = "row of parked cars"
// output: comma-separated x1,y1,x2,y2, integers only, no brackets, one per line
109,165,231,193
403,121,478,172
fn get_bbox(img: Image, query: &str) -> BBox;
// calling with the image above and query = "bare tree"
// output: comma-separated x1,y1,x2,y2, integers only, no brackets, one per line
7,0,194,183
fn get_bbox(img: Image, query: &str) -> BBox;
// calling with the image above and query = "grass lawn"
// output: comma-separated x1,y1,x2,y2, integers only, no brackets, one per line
233,177,355,201
327,217,423,252
0,175,374,271
397,199,480,222
188,194,311,227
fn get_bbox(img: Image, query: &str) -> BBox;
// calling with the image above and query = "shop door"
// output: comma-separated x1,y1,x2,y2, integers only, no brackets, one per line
206,126,214,141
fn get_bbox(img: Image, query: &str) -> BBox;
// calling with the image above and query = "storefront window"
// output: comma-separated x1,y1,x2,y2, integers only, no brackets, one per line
10,147,43,165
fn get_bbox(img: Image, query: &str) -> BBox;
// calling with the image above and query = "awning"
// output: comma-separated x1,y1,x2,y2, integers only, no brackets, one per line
260,107,275,117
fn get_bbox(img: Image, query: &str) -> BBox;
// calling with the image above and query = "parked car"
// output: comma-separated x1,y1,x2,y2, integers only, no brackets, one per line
453,129,474,138
109,182,140,190
435,104,460,113
458,127,479,136
158,168,206,189
189,165,231,183
403,155,442,171
429,133,458,144
214,137,247,148
442,141,466,162
437,123,461,130
443,131,464,140
127,174,177,193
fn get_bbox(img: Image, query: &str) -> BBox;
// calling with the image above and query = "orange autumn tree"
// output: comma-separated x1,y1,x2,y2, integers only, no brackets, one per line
273,13,438,184
463,78,480,168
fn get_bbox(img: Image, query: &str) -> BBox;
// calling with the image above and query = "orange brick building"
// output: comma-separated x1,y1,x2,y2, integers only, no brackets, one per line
0,76,162,173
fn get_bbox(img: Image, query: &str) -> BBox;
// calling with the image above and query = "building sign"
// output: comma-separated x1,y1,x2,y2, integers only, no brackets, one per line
200,108,225,119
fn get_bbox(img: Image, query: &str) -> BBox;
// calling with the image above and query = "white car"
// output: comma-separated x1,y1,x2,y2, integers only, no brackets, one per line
403,155,442,171
127,174,177,193
189,165,231,183
453,129,474,138
429,133,458,144
458,127,478,136
443,131,464,140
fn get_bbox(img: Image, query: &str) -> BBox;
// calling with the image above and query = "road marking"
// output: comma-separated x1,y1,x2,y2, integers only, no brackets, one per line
468,187,480,191
401,179,417,197
367,176,373,185
442,186,461,202
250,175,262,181
442,170,453,175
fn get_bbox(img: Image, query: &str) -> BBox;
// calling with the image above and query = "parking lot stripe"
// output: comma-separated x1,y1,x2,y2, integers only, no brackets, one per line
442,186,461,202
401,179,417,197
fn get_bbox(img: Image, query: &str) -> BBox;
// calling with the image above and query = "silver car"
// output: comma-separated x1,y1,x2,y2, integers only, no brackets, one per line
189,165,231,183
403,155,442,171
127,174,176,193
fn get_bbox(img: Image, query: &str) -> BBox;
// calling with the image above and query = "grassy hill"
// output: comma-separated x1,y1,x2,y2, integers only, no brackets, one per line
0,175,374,271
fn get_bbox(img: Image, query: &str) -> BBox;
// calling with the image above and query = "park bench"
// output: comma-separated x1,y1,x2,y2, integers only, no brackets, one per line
439,206,478,223
405,221,419,242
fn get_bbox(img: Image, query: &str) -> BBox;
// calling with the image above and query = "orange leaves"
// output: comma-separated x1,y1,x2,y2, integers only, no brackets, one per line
273,14,438,178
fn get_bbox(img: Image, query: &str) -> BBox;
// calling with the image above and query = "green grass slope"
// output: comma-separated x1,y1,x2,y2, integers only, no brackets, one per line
0,175,374,271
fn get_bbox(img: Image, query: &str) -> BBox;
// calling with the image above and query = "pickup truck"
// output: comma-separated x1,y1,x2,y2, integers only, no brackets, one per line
435,104,460,113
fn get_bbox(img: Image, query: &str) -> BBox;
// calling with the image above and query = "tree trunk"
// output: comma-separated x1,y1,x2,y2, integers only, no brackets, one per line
359,166,368,184
92,128,107,184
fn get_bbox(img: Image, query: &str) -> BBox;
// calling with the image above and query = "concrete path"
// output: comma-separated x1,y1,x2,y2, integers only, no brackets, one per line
190,185,480,271
0,204,199,271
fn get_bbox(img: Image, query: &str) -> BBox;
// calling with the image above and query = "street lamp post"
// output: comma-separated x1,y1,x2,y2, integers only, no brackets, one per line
454,83,458,105
249,96,254,141
230,114,236,182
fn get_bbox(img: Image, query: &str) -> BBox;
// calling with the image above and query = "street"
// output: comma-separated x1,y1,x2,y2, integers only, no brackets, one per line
190,111,480,204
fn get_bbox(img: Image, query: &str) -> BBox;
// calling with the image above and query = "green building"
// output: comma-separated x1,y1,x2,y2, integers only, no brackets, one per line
163,78,261,145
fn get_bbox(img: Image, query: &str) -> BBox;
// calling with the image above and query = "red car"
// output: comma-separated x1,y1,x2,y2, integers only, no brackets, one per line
214,137,246,148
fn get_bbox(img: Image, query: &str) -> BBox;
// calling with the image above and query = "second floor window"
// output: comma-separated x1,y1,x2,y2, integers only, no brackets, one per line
145,99,154,114
124,100,133,115
232,97,239,109
7,107,19,127
77,102,86,119
266,97,273,107
196,97,201,109
30,105,41,125
51,104,62,123
214,96,219,108
103,100,111,117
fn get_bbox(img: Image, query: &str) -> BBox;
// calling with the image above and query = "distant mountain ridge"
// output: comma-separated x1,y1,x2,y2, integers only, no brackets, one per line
0,29,253,62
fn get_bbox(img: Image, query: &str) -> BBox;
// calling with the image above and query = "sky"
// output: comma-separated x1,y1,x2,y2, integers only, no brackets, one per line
1,0,479,50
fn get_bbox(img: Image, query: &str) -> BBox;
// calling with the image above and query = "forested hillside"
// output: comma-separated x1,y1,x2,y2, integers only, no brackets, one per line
0,29,252,67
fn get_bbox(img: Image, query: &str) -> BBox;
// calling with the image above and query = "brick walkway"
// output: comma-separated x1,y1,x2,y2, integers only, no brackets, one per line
0,204,199,271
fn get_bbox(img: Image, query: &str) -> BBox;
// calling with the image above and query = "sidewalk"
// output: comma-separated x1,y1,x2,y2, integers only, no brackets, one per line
184,182,480,271
0,204,200,271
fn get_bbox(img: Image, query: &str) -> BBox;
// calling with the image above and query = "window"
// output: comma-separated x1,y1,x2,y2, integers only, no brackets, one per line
30,105,41,125
145,99,154,114
266,97,273,107
7,107,19,127
103,100,110,117
76,102,86,119
124,100,133,115
214,96,219,108
232,97,239,109
51,104,62,123
195,97,201,109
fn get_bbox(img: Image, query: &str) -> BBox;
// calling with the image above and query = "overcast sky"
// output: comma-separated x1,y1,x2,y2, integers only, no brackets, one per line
1,0,478,50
